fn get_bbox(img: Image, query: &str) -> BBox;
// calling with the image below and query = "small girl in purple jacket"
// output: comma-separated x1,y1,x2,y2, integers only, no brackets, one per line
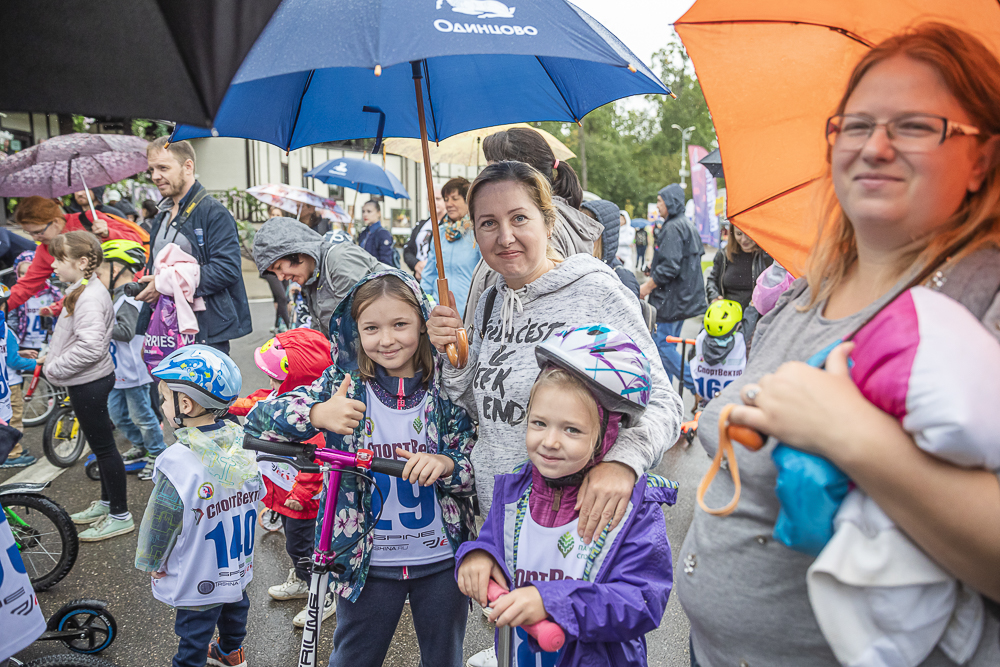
456,324,677,667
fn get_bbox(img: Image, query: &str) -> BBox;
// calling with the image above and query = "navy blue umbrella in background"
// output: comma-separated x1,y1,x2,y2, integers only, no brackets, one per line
306,157,410,199
171,0,674,368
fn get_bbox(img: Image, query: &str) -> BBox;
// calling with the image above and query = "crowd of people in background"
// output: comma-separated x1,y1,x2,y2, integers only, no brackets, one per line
4,21,1000,665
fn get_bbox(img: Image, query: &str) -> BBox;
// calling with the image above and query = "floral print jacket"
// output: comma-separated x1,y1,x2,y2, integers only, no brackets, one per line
245,269,477,602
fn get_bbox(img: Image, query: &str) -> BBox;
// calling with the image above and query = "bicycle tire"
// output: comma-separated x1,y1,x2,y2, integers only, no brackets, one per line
22,654,119,667
2,493,79,591
23,378,61,428
43,407,86,468
47,599,116,654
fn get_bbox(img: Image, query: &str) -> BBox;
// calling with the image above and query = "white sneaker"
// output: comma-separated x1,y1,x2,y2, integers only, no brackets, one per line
268,568,310,601
292,592,336,628
467,646,497,667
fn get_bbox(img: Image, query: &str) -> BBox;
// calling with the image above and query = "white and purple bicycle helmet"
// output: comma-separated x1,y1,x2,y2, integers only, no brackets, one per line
534,324,651,426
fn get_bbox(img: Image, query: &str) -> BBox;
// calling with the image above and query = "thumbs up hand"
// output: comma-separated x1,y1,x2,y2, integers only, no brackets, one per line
309,375,367,435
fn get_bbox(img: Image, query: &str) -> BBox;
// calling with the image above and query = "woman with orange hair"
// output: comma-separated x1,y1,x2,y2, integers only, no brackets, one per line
678,23,1000,667
10,196,143,313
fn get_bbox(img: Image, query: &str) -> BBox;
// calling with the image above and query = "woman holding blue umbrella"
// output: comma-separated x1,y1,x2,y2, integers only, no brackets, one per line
420,177,481,316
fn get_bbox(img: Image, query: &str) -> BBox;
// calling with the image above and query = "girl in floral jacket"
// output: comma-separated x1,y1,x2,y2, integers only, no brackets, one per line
245,269,476,667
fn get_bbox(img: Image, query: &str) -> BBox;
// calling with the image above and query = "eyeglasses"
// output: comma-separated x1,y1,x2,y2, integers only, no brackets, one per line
24,221,55,238
826,113,981,152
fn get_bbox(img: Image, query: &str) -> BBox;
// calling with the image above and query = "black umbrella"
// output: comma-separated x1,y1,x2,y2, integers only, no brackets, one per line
700,148,724,179
0,0,282,128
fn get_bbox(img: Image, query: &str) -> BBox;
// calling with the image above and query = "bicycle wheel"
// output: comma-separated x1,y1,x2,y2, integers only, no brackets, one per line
2,493,78,591
43,407,86,468
47,599,116,654
23,378,60,428
22,654,119,667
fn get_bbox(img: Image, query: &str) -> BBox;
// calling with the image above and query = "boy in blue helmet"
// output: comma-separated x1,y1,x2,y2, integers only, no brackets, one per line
135,345,264,667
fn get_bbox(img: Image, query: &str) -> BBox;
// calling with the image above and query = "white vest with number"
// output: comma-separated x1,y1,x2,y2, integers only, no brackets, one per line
0,318,13,424
361,386,449,567
511,511,589,666
111,295,151,389
151,444,265,607
689,330,747,400
0,508,47,661
20,293,55,350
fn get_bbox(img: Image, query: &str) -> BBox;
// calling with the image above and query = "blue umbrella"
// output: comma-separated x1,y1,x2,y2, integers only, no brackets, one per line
170,0,672,149
171,0,673,370
305,157,410,199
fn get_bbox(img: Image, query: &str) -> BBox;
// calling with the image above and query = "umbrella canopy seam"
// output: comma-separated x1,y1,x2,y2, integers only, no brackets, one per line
534,56,579,122
728,177,820,220
420,60,442,144
674,19,876,48
286,70,317,153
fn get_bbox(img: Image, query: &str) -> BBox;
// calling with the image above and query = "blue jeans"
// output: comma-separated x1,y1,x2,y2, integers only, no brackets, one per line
329,562,467,667
108,383,165,456
173,590,249,667
654,320,695,392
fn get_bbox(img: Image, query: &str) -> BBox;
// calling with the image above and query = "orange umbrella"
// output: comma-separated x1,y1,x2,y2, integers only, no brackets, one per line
675,1,1000,274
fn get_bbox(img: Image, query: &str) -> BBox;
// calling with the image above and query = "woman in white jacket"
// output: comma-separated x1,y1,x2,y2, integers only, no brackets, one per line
429,161,682,535
46,232,132,542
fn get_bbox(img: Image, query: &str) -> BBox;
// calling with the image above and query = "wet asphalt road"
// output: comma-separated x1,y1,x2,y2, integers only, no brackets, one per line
4,291,710,667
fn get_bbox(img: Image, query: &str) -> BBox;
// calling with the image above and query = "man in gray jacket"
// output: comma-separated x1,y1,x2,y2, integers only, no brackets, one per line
253,218,388,337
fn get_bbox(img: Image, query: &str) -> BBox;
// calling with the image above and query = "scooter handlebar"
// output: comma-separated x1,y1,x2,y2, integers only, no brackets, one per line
487,581,565,652
243,435,308,458
370,457,407,478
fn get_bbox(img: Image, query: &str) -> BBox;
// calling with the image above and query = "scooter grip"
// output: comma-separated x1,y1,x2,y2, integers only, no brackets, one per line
371,457,407,478
486,581,565,652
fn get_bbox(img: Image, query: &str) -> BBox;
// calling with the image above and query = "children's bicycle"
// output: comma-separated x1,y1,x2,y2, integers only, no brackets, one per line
21,325,64,429
242,435,408,667
41,398,86,469
0,481,79,591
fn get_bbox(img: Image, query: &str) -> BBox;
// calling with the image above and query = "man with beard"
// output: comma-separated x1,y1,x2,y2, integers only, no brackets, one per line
136,137,251,353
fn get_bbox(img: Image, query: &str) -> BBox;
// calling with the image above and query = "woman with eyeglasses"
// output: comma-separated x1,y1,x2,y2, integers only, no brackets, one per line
9,196,143,314
677,24,1000,667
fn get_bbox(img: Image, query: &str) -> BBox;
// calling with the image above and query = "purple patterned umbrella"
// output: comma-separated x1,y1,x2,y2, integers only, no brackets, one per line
0,133,149,198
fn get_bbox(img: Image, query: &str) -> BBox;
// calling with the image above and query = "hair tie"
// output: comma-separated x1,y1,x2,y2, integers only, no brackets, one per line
80,278,88,286
553,159,560,170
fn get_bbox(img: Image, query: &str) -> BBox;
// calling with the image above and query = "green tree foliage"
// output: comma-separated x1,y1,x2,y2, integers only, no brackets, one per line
533,32,716,217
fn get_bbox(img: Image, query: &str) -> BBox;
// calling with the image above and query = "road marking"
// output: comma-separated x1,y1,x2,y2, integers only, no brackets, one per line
4,446,91,485
249,297,275,303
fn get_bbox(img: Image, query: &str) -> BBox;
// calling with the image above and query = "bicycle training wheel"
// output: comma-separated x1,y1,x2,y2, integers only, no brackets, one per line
47,599,117,654
43,406,87,468
23,377,60,428
2,493,79,590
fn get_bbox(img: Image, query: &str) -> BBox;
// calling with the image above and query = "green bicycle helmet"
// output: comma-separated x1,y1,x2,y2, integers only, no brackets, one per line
100,239,147,267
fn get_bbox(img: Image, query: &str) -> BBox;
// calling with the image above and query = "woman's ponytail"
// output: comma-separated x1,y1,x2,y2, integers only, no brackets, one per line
550,160,583,210
482,127,583,209
49,231,103,316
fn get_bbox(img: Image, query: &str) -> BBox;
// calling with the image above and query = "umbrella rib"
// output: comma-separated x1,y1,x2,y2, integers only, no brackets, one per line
675,19,875,48
728,178,820,220
285,70,317,153
422,60,441,144
534,56,579,122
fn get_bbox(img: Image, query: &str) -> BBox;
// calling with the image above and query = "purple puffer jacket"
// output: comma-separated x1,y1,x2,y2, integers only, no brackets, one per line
456,465,677,667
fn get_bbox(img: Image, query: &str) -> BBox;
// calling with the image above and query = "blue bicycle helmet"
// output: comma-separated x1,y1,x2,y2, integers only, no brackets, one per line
151,345,242,422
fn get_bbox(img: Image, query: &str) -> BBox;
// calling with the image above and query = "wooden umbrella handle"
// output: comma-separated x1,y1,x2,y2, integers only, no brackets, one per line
437,278,469,368
414,61,470,369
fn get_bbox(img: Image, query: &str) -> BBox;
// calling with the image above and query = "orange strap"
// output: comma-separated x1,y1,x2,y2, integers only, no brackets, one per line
696,404,742,516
